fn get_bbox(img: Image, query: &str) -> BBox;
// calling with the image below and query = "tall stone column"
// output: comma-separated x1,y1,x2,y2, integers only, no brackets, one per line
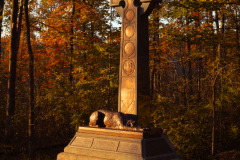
111,0,160,127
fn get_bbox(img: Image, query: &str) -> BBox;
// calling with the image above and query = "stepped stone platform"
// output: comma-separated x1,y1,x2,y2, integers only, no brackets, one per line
57,126,182,160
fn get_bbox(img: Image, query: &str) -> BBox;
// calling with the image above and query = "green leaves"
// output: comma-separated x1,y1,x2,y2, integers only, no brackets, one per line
152,95,213,159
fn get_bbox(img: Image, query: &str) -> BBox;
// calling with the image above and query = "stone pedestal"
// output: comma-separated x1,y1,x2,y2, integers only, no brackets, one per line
57,127,182,160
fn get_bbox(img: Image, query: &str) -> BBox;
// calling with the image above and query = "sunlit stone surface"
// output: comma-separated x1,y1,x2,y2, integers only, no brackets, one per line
126,9,135,21
124,42,135,56
125,25,134,38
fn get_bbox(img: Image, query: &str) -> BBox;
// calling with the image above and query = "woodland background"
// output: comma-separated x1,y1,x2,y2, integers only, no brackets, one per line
0,0,240,159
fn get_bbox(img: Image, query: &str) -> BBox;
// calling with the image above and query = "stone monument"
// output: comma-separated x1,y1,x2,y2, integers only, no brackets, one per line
57,0,182,159
112,0,155,128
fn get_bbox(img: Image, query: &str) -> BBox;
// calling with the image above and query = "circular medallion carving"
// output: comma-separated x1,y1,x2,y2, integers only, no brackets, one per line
124,42,135,56
126,10,134,21
123,59,135,75
125,25,134,38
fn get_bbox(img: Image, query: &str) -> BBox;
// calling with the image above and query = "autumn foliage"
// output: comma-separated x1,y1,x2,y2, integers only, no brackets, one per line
0,0,240,159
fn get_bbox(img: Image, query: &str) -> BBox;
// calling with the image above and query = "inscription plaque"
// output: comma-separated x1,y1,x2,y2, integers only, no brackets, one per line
121,88,135,114
117,142,141,154
70,137,93,148
91,139,119,151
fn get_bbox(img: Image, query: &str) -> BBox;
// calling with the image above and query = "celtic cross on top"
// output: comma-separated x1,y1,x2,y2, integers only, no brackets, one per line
110,0,161,127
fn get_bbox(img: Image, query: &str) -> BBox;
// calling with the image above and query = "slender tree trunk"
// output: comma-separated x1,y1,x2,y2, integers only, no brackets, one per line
212,80,216,157
0,0,5,64
108,7,112,108
150,6,159,106
237,10,240,51
235,7,240,73
24,0,35,159
69,0,75,85
6,0,19,142
181,53,187,106
16,0,23,53
150,65,155,97
211,10,221,158
90,2,94,45
155,4,161,94
82,0,86,32
195,11,202,103
236,10,240,73
220,11,225,150
183,67,187,106
188,54,193,102
186,16,193,103
197,57,202,102
219,12,225,99
221,13,225,65
82,0,86,80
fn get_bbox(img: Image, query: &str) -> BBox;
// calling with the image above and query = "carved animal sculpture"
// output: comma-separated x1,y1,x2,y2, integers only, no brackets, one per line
89,109,145,131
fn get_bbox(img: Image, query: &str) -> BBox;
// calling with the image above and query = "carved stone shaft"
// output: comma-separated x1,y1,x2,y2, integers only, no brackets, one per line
111,0,160,127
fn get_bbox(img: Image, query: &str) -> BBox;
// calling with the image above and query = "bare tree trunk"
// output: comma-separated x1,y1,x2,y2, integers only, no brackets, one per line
188,53,193,102
181,53,187,107
221,13,225,65
237,10,240,73
69,0,75,85
24,0,35,159
108,7,112,108
195,12,202,103
17,0,23,55
6,0,19,142
197,57,202,102
82,0,87,80
150,5,159,107
186,16,193,103
211,9,222,158
237,10,240,54
212,81,216,157
0,0,5,64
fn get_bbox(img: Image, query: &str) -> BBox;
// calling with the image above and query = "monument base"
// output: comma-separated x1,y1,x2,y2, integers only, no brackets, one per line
57,127,182,160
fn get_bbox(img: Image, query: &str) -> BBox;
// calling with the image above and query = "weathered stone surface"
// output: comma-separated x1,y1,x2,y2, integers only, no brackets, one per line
57,152,112,160
57,127,182,160
70,137,93,148
117,141,141,154
91,138,119,151
117,0,152,127
109,0,161,128
78,126,162,139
